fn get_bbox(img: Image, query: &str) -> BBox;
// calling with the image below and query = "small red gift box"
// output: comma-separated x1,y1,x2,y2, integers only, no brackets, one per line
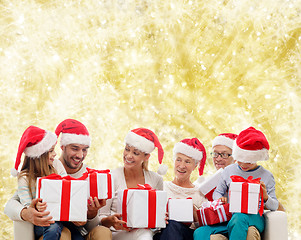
84,168,114,200
117,184,167,228
197,200,232,226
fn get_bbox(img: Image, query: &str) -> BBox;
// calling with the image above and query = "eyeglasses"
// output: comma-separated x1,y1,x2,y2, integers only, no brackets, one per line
210,152,232,159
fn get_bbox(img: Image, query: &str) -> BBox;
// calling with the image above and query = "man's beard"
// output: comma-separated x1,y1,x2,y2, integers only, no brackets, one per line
63,156,82,169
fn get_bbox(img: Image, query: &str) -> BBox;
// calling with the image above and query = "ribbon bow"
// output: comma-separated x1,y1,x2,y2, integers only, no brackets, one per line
202,200,223,210
136,184,154,190
230,175,261,184
230,175,264,216
86,168,111,174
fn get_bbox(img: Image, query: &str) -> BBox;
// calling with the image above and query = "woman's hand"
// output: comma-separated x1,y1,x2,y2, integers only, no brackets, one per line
192,205,199,222
101,214,130,231
36,199,47,212
87,197,106,219
260,181,269,202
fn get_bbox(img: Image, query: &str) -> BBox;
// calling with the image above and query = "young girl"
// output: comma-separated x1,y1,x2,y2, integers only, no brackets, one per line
12,125,71,240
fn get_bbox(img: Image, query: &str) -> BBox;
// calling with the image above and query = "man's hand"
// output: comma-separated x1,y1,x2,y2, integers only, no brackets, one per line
101,214,130,231
21,198,54,226
87,197,106,219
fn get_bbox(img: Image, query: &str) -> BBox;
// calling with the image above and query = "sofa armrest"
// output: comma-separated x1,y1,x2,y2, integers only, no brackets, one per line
263,211,288,240
14,221,34,240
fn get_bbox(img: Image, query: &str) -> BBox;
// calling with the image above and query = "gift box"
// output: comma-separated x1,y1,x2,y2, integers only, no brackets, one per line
85,168,114,200
229,175,263,215
117,184,167,228
37,174,88,221
199,168,223,201
168,198,193,222
197,200,232,226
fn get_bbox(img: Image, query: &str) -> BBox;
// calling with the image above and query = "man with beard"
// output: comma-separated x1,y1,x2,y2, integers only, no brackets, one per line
5,119,112,240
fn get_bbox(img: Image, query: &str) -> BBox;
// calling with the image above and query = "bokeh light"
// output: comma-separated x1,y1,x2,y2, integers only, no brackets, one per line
1,0,300,239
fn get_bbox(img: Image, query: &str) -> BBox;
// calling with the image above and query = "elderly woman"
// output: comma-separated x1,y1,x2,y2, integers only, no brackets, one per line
98,128,164,240
154,138,207,240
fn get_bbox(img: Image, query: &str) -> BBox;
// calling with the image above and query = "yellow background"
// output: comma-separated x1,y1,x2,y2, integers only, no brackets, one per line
0,0,300,239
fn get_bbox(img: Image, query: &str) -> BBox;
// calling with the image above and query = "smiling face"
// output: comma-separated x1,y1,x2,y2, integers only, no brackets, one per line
123,144,150,171
237,161,258,171
61,143,89,174
47,144,56,166
174,153,197,182
212,145,234,170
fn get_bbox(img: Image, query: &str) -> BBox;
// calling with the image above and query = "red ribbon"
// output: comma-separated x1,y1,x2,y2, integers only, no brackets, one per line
60,179,71,221
85,168,112,199
122,184,157,228
230,175,264,216
37,173,87,221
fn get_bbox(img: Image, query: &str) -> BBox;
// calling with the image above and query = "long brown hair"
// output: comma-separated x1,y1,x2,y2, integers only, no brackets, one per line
18,151,56,199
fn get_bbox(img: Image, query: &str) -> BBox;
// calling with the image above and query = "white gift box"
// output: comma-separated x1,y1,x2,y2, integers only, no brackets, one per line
37,178,88,221
168,198,193,222
86,170,114,199
199,169,223,200
229,182,260,214
117,188,167,228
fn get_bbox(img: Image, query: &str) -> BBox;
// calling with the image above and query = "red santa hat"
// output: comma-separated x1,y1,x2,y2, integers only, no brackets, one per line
173,138,207,176
125,128,167,174
232,126,269,163
212,133,238,150
55,119,91,147
12,126,57,177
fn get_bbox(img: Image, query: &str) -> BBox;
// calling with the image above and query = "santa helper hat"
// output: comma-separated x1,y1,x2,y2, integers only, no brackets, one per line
55,119,91,147
125,128,167,175
212,133,238,150
173,138,207,177
232,126,269,163
11,126,57,177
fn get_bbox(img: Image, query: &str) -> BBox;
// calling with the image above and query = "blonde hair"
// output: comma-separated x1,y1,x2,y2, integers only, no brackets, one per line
18,151,56,199
142,154,149,171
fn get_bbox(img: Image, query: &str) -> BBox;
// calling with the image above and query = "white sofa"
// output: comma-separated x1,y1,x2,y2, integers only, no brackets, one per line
12,210,288,240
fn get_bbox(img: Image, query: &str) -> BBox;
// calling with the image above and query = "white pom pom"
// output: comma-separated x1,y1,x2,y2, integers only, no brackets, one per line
11,168,19,177
157,164,168,175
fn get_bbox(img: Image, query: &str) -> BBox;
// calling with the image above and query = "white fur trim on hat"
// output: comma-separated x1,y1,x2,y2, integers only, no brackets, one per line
232,140,269,163
24,131,57,158
173,142,203,163
125,131,155,153
60,133,91,147
212,135,234,149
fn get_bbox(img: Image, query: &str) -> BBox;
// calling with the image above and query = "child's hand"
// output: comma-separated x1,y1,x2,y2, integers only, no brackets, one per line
219,197,227,204
36,199,47,212
165,211,169,224
260,181,268,202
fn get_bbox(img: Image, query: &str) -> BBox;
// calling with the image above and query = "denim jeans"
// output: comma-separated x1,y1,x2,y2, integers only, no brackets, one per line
34,221,63,240
154,220,194,240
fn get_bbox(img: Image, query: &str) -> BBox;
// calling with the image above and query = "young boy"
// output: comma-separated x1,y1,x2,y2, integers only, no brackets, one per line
194,126,279,240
